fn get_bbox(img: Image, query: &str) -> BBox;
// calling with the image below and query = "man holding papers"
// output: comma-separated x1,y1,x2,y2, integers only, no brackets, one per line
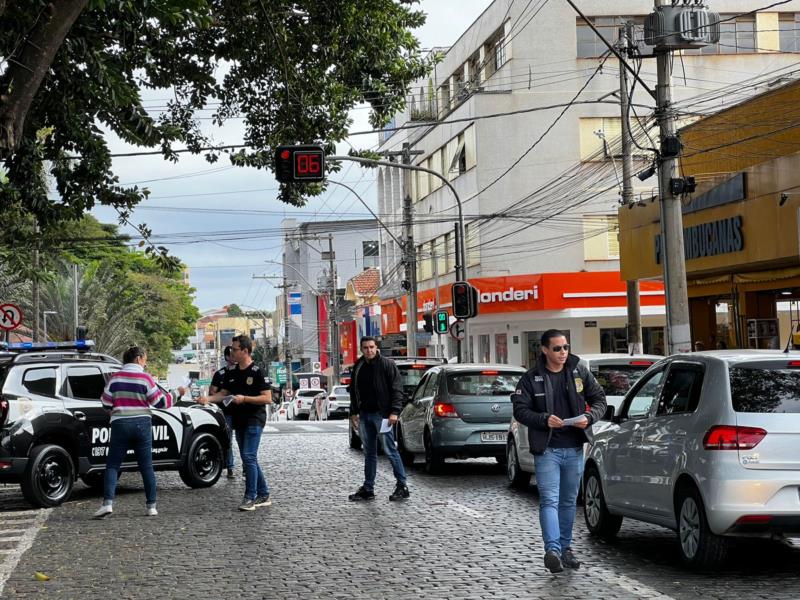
348,336,410,502
512,329,606,574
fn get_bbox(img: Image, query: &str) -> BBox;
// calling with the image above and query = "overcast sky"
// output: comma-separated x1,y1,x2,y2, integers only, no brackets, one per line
91,1,494,314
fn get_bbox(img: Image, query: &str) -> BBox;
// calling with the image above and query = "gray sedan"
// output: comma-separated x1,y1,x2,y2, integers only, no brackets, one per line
396,364,526,473
584,351,800,568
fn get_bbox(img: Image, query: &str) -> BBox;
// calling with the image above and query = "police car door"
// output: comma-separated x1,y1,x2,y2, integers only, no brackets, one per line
149,385,184,464
60,364,113,467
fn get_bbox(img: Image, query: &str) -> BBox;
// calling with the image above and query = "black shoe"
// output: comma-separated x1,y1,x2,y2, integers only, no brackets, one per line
348,486,375,501
561,548,580,569
227,469,235,479
238,498,256,511
544,550,563,573
254,495,272,507
389,484,410,501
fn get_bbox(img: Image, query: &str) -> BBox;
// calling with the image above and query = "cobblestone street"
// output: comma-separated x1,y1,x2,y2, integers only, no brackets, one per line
1,422,798,600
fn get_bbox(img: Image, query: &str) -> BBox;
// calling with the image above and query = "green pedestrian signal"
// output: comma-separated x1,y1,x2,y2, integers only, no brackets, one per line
434,310,449,334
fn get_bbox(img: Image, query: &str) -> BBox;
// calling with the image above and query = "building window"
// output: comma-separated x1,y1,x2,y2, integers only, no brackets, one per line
583,215,620,260
600,327,628,353
362,241,379,269
478,334,491,363
779,13,800,52
495,333,508,364
577,17,650,59
484,25,508,78
687,15,756,54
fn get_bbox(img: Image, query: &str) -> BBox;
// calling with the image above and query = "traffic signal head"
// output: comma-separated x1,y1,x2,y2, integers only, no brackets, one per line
434,310,449,334
452,281,476,319
422,312,433,333
274,145,325,183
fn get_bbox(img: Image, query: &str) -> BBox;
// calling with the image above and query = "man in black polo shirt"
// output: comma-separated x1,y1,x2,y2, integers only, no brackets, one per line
199,335,273,511
209,346,237,478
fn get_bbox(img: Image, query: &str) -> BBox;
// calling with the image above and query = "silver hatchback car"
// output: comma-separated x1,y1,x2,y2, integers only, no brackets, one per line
584,351,800,568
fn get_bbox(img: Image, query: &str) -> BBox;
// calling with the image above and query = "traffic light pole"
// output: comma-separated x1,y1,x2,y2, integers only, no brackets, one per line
328,155,469,361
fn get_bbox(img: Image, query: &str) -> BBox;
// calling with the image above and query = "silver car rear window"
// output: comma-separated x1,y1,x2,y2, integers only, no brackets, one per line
446,372,522,396
729,365,800,413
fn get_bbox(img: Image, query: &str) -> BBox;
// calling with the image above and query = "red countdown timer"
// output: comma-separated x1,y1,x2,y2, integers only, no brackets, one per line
274,144,326,183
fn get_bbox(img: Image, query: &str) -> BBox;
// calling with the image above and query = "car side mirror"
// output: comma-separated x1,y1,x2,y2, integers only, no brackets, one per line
602,405,615,421
402,393,412,406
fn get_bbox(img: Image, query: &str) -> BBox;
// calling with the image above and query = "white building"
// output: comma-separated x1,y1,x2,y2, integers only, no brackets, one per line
376,0,800,365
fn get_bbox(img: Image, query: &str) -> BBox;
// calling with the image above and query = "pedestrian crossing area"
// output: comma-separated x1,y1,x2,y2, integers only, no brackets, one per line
0,497,51,597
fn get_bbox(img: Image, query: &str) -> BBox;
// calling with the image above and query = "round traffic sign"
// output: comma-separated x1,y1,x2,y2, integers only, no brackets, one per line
0,303,23,331
449,319,465,341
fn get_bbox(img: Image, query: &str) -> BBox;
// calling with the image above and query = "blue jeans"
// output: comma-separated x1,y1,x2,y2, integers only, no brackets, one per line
533,446,584,554
359,412,407,492
225,415,235,471
234,425,269,501
103,416,156,507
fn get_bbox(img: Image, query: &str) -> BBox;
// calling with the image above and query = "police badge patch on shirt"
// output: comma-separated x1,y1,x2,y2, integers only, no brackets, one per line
246,377,253,385
574,376,584,393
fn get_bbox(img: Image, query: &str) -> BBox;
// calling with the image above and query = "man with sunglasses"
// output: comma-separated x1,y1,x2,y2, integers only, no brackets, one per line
512,329,606,574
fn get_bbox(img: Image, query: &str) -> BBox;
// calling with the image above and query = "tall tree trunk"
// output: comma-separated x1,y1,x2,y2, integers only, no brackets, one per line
0,0,88,157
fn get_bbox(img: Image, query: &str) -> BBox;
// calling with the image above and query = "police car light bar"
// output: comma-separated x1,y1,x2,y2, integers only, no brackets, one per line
5,340,96,353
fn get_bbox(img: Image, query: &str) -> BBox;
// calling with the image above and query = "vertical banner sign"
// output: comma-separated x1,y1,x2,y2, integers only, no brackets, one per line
289,292,302,329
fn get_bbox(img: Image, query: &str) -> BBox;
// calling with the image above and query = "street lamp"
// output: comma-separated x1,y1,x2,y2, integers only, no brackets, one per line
42,310,57,342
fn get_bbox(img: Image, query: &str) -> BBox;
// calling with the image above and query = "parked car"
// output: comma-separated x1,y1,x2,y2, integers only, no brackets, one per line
294,388,325,420
327,385,350,419
272,401,293,421
505,353,660,490
583,350,800,568
309,393,329,421
0,340,230,507
395,364,526,473
348,356,445,450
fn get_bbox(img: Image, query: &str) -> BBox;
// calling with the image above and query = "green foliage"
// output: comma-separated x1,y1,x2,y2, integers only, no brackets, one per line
1,214,200,373
0,0,432,248
226,304,243,317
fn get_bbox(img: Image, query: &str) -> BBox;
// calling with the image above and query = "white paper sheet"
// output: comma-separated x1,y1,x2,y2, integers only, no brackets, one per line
380,418,393,433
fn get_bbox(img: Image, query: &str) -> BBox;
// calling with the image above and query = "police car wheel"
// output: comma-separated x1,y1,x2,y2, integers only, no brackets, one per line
21,444,75,508
179,432,224,488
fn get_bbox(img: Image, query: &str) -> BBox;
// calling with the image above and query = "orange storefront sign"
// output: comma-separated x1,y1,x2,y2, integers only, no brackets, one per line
413,272,663,316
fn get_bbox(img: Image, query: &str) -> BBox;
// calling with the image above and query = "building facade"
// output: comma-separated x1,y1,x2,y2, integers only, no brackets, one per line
375,0,800,364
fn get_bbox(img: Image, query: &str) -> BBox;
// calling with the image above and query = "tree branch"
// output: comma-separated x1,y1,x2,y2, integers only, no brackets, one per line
0,0,88,157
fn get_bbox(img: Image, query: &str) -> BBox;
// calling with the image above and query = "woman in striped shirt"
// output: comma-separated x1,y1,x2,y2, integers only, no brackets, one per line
93,346,185,519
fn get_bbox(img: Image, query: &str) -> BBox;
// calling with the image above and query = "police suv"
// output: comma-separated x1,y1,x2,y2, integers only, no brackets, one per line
0,341,231,508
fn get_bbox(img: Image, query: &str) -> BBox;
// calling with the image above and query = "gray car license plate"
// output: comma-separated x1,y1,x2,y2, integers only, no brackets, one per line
480,432,505,442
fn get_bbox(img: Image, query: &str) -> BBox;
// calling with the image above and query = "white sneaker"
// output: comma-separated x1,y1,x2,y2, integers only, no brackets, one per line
93,504,113,519
146,506,158,517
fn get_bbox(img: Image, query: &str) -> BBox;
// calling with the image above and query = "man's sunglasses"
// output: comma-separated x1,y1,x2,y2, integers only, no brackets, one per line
549,344,570,352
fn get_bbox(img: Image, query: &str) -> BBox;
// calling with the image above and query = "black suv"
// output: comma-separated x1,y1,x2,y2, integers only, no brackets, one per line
0,341,230,507
348,356,446,450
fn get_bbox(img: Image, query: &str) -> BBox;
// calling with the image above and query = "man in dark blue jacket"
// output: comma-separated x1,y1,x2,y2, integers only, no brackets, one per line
512,329,606,573
348,336,409,502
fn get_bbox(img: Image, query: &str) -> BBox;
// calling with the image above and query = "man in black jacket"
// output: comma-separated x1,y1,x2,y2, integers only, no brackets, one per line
512,329,606,574
348,336,409,501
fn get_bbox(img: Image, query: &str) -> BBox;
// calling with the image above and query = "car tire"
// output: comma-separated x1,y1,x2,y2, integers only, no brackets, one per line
676,486,729,569
179,432,224,488
21,444,75,508
583,465,622,539
397,426,414,467
80,472,105,492
506,441,531,490
348,421,362,450
423,429,444,475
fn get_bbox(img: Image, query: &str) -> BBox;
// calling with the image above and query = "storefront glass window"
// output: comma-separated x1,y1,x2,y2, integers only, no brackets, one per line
478,335,490,363
600,327,628,353
643,326,665,355
494,333,508,364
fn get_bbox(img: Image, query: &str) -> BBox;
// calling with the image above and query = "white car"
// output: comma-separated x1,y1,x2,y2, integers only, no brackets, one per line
505,353,661,489
294,388,326,420
272,401,293,421
326,385,350,419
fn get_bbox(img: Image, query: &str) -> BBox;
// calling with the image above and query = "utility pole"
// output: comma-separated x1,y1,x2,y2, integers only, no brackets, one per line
432,244,442,358
654,0,691,354
326,235,339,384
72,263,79,336
619,22,643,355
32,222,40,342
384,143,423,357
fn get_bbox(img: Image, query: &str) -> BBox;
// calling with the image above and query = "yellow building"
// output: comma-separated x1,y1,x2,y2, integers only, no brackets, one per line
619,79,800,350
